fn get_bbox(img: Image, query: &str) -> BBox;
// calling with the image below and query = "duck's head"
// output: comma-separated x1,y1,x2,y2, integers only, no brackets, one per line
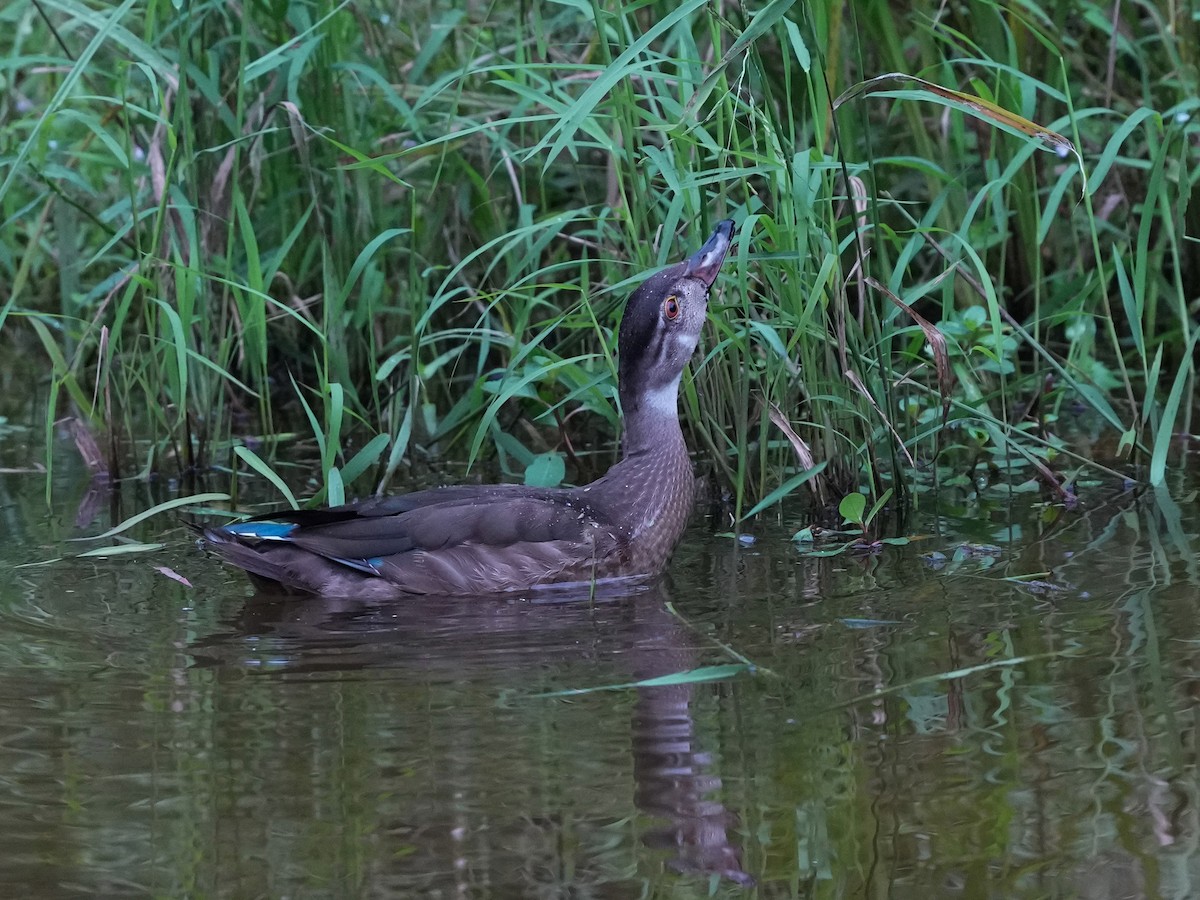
617,219,734,435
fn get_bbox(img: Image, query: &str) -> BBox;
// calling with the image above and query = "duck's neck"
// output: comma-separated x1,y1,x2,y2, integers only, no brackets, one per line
620,375,685,458
605,377,694,551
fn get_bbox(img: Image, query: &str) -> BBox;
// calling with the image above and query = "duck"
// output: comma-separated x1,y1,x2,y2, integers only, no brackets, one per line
202,219,735,598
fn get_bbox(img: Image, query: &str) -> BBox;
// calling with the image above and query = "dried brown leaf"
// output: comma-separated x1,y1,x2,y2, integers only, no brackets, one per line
67,416,107,476
867,277,955,420
766,402,824,501
153,566,194,588
833,73,1081,167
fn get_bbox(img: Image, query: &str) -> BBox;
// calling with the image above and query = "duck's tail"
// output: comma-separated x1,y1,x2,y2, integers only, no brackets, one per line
196,525,315,596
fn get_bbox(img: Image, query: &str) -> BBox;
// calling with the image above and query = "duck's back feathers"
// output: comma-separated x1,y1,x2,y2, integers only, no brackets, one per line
204,484,628,598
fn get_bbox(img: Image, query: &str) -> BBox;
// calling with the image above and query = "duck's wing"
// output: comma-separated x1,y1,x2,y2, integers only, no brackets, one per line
205,485,627,597
241,482,564,526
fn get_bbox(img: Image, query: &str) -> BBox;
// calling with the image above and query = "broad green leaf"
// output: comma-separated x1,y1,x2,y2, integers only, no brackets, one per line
839,492,867,526
524,451,566,488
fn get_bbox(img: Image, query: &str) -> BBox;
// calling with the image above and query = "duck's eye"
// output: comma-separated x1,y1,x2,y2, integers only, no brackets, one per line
663,295,681,320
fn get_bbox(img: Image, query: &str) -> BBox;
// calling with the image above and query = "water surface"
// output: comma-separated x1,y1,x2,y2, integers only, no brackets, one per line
2,453,1198,898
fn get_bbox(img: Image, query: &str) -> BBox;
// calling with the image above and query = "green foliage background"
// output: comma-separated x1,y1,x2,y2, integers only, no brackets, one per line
1,0,1196,513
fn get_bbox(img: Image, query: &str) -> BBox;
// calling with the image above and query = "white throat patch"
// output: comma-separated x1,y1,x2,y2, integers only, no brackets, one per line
643,374,681,416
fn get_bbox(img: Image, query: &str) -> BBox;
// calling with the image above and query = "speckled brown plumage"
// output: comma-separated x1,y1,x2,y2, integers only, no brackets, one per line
203,220,735,598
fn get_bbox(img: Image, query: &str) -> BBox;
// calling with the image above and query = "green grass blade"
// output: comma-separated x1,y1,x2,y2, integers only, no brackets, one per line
235,446,299,510
1149,329,1199,486
529,664,750,698
76,492,231,540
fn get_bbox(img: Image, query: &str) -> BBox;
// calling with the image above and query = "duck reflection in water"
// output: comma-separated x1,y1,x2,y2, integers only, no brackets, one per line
629,596,755,886
195,582,753,891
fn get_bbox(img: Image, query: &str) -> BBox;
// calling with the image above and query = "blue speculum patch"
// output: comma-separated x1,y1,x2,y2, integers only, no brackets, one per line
226,522,296,540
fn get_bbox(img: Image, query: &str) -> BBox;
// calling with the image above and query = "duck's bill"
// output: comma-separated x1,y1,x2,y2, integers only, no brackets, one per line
682,219,735,287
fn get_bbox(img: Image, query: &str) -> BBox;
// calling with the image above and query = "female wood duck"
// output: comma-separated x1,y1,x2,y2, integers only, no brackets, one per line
204,219,735,598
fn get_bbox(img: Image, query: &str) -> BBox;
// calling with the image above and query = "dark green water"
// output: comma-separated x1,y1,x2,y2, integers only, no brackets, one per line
2,450,1199,898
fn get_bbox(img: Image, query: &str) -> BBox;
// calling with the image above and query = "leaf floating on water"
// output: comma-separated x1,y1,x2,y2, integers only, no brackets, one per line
835,650,1080,710
710,532,756,545
153,566,194,588
796,546,852,558
1018,580,1068,595
840,618,902,628
77,542,165,557
13,557,63,569
953,543,1003,559
529,663,751,698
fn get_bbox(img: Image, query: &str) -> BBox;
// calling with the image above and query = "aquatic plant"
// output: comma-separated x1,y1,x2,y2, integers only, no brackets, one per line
1,0,1195,521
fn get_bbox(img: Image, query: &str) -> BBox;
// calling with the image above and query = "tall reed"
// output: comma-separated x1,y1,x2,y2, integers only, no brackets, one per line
1,0,1195,516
